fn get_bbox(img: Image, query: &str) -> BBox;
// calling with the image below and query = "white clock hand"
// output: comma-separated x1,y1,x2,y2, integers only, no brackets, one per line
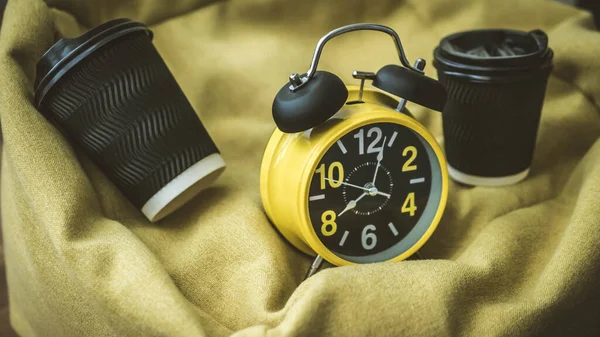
372,137,387,184
375,191,391,198
324,178,391,198
324,178,369,192
338,192,367,216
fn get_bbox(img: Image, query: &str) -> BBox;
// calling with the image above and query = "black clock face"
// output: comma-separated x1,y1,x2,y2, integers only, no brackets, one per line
307,122,443,263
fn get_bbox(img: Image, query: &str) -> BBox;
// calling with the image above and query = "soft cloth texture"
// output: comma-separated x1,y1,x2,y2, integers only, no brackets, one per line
1,0,600,336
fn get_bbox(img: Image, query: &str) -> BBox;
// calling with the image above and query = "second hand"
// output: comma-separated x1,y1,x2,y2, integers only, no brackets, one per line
324,178,391,198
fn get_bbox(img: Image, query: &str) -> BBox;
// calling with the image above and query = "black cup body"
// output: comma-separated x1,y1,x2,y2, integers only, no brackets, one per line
35,19,223,221
434,29,553,185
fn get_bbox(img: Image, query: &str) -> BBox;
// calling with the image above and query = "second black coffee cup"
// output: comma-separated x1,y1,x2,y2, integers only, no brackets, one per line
434,29,553,186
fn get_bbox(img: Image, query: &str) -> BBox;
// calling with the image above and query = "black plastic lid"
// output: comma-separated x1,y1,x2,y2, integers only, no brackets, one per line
34,18,152,109
433,29,553,82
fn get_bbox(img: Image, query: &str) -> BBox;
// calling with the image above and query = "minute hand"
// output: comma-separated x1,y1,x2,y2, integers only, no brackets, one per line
324,178,391,198
372,136,387,184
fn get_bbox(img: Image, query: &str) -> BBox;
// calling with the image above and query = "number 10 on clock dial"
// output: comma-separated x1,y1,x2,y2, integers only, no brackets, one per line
308,122,444,263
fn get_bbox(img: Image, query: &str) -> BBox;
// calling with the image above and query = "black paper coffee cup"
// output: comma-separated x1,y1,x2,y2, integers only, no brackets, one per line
34,18,225,221
434,29,553,186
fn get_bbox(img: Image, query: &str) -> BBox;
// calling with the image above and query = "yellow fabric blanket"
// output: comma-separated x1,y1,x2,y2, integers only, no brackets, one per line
1,0,599,336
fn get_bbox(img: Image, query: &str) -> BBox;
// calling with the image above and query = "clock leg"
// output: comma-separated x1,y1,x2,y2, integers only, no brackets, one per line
304,255,324,280
351,70,376,103
413,250,423,260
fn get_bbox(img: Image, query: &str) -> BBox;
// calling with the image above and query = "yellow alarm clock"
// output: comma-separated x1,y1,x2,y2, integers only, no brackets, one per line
260,24,449,277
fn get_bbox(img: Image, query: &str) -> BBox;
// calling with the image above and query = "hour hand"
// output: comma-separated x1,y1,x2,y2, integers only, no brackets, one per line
339,192,367,216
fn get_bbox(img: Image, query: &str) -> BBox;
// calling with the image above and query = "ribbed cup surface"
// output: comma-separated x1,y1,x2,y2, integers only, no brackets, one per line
438,74,549,177
39,31,219,208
